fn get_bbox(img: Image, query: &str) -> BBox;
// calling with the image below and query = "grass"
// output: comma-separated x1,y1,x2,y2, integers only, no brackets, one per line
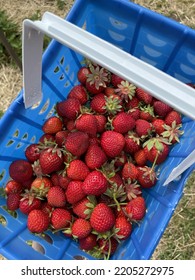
0,0,195,260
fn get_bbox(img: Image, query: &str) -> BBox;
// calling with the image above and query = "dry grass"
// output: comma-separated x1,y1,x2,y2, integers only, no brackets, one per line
0,0,195,260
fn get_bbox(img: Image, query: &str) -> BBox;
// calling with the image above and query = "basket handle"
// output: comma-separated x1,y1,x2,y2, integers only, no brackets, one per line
22,12,195,119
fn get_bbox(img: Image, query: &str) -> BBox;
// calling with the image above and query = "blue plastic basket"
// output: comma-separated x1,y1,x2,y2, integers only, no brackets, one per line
0,0,195,260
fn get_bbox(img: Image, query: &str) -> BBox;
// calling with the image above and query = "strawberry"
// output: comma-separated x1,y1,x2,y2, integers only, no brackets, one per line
112,112,135,134
125,96,140,109
115,80,136,101
90,203,115,233
86,65,109,94
39,148,64,175
39,133,55,144
79,233,97,250
125,196,146,221
72,218,92,239
90,93,107,114
134,149,147,166
5,180,23,194
30,177,53,197
135,119,153,138
111,73,124,87
75,113,98,137
115,216,132,240
143,137,170,164
137,166,157,188
125,180,142,201
55,130,69,147
161,122,184,144
139,104,155,122
51,208,72,230
152,118,165,135
66,159,90,181
100,131,125,158
65,131,89,157
56,97,81,120
77,66,91,85
27,209,50,233
124,132,140,154
9,160,33,183
98,237,118,256
128,107,141,120
47,186,66,207
153,100,172,118
42,116,63,134
82,170,108,196
95,114,107,133
164,110,182,126
85,144,107,170
57,173,71,190
6,192,21,211
25,144,40,163
19,195,42,215
121,162,138,181
65,181,86,204
68,84,88,104
136,88,153,104
72,196,95,219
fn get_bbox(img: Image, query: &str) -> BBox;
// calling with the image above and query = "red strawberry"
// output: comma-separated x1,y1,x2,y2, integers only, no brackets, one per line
65,131,89,157
134,149,147,166
5,180,23,194
58,173,71,190
100,131,125,158
51,208,72,230
25,144,40,163
56,97,81,120
55,130,69,147
112,112,135,134
95,114,107,133
90,203,115,233
124,131,140,154
72,218,92,239
65,181,86,204
82,170,108,196
126,96,140,109
66,159,90,181
139,104,155,122
98,237,118,256
122,162,138,181
153,100,172,118
42,116,63,134
111,73,124,87
77,66,91,85
115,80,136,101
135,119,153,138
75,113,98,137
85,144,107,170
39,133,55,144
79,233,97,250
90,93,107,114
39,148,64,175
164,110,182,126
115,216,132,240
125,196,146,221
152,118,166,135
68,84,88,104
86,65,109,94
47,186,66,207
19,196,42,215
137,166,157,188
27,209,50,233
72,196,95,219
6,192,21,211
9,160,33,183
136,88,153,104
125,180,142,201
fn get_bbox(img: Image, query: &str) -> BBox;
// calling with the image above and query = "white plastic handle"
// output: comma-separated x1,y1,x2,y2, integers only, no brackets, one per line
22,12,195,119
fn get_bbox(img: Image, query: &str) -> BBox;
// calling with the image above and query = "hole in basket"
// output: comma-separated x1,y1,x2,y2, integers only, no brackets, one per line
6,140,14,147
2,206,17,219
30,136,36,143
54,66,60,73
16,143,23,149
31,101,41,110
73,255,88,260
46,106,55,119
60,56,65,65
59,74,65,81
13,130,19,137
39,233,53,244
0,215,7,226
64,81,70,88
22,133,28,140
109,17,128,30
0,170,6,182
65,65,69,73
26,240,45,255
39,99,50,115
82,21,87,30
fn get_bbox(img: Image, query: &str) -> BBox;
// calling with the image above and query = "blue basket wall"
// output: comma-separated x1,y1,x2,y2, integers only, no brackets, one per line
0,0,195,260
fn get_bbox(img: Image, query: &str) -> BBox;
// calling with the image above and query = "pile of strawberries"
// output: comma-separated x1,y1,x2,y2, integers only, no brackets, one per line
4,60,185,259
